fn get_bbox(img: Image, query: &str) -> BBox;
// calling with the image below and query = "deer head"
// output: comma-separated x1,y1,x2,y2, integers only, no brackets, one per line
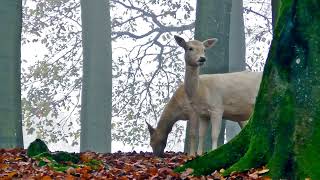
146,122,167,157
174,35,218,67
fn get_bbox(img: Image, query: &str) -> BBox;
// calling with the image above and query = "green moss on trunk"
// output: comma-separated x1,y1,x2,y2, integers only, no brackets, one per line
175,0,320,179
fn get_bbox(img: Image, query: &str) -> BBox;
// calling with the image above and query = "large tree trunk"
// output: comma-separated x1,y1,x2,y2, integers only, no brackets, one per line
0,0,24,148
80,0,112,153
175,0,320,178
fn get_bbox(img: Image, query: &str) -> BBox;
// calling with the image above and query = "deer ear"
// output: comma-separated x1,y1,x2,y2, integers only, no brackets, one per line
146,121,155,135
174,35,187,49
203,38,218,49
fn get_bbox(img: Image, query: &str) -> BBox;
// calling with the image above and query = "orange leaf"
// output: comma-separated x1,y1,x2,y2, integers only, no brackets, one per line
80,152,95,163
65,174,76,180
0,164,9,170
147,167,158,176
41,175,52,180
0,172,16,180
263,177,272,180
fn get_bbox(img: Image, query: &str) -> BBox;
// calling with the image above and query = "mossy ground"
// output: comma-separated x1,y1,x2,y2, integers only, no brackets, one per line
27,139,102,172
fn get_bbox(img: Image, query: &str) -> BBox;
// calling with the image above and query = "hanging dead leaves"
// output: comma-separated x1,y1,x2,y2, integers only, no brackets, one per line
0,148,270,179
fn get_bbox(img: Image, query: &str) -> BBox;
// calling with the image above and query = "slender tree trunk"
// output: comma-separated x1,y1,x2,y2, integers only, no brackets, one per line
80,0,112,153
0,0,24,148
176,0,320,178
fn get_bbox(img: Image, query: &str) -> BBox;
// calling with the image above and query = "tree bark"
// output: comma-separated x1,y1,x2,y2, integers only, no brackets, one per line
0,0,24,148
80,0,112,153
272,0,281,29
176,0,320,178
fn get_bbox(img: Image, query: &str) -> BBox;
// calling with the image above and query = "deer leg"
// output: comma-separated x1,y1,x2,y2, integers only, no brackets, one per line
210,110,223,150
197,118,209,155
188,112,198,156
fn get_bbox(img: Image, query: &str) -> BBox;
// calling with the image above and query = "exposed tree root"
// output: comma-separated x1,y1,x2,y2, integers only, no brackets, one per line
174,121,251,176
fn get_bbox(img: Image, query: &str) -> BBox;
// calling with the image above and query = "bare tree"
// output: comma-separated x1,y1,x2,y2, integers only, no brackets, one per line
243,0,272,71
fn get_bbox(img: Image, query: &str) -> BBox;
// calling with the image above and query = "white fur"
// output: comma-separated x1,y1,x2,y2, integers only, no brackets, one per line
187,71,262,155
148,36,262,156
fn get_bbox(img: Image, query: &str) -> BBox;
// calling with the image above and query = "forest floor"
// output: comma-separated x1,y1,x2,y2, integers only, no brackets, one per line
0,148,270,179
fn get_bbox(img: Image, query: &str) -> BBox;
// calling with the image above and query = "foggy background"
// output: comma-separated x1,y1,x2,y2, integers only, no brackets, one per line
21,0,272,152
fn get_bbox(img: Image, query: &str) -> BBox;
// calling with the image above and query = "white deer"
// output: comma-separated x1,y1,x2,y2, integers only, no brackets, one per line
147,36,262,156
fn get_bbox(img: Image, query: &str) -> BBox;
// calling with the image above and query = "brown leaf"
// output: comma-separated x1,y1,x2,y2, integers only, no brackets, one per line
0,148,273,179
257,168,269,175
41,175,52,180
180,168,194,179
66,167,76,175
158,167,170,174
79,152,95,163
248,173,259,179
211,170,224,180
150,174,159,180
64,174,76,180
0,171,18,179
0,164,9,170
147,167,158,176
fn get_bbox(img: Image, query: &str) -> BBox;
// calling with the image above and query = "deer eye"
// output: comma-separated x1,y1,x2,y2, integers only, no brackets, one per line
188,47,193,51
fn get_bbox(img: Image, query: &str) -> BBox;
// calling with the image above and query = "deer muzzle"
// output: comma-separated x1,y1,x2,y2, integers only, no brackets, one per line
198,57,206,65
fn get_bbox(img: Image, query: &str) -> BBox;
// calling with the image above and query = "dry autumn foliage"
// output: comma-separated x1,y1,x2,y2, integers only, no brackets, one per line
0,148,270,179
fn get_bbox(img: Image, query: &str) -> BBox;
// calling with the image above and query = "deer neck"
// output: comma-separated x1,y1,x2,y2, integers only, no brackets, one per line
156,96,186,138
184,65,200,98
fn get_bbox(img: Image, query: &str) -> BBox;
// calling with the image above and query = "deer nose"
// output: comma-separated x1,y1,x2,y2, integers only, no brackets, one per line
198,57,206,63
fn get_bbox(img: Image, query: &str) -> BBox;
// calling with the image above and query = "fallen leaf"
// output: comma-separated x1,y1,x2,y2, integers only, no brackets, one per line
65,174,76,180
211,170,224,180
0,148,273,179
41,175,52,180
79,152,95,163
66,167,76,175
219,168,225,173
147,167,158,176
180,168,194,179
4,171,18,178
257,168,269,174
248,172,259,179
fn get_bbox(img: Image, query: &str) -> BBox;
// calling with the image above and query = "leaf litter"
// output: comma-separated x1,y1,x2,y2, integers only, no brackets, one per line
0,148,270,179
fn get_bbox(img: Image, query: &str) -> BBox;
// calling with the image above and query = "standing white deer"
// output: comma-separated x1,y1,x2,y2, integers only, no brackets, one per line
147,35,262,156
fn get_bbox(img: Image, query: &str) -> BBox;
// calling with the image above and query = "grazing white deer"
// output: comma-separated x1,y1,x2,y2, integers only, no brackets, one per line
147,36,262,156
